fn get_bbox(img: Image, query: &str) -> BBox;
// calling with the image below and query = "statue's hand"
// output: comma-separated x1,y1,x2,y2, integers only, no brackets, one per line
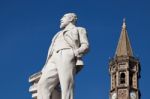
74,49,79,57
74,49,83,58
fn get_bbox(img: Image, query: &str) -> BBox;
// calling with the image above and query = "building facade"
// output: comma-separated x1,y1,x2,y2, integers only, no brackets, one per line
109,20,141,99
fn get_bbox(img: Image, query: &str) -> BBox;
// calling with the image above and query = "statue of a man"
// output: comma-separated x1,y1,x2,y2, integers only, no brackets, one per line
37,13,89,99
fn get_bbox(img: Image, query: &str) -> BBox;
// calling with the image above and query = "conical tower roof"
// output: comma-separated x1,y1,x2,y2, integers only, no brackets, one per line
115,19,133,57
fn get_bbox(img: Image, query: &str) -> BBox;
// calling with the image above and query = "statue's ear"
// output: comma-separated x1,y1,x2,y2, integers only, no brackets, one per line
69,17,73,22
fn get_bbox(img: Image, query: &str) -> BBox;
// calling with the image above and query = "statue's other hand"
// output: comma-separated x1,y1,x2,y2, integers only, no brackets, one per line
74,49,79,57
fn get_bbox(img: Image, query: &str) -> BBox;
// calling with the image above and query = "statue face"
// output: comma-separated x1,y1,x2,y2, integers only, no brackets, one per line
60,14,73,29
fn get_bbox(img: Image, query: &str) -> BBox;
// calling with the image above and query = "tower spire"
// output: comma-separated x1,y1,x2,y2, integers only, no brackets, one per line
115,19,133,57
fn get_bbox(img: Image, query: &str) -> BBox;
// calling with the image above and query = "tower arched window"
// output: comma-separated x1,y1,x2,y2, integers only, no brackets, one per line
120,73,125,84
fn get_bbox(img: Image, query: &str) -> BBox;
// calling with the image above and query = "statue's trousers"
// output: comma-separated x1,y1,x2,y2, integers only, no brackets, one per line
37,48,76,99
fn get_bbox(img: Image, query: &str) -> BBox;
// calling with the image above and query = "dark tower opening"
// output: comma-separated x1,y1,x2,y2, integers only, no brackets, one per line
120,73,125,84
130,73,133,87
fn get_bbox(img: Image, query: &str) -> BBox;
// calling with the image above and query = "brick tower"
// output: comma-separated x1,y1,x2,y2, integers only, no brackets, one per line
109,19,141,99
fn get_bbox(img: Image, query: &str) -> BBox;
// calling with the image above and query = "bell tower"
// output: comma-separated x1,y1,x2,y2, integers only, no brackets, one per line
109,19,141,99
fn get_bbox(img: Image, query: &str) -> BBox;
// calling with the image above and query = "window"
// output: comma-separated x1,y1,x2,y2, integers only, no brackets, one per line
120,73,125,84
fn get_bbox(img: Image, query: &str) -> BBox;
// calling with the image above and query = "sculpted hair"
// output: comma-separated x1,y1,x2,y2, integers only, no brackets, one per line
66,13,77,24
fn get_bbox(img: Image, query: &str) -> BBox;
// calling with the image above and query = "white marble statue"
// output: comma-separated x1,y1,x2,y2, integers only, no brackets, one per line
37,13,89,99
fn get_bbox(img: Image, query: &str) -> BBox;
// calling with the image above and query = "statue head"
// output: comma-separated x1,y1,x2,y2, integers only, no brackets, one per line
60,13,77,29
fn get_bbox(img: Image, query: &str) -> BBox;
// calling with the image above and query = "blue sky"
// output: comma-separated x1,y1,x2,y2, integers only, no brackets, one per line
0,0,150,99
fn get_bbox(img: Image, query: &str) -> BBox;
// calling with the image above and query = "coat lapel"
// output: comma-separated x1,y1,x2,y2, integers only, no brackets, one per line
46,31,61,60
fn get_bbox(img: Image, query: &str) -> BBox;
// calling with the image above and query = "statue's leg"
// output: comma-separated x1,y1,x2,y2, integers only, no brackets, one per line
37,55,59,99
56,49,76,99
51,87,61,99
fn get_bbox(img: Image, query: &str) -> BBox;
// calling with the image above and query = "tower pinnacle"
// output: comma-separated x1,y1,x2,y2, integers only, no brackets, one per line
122,18,126,29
